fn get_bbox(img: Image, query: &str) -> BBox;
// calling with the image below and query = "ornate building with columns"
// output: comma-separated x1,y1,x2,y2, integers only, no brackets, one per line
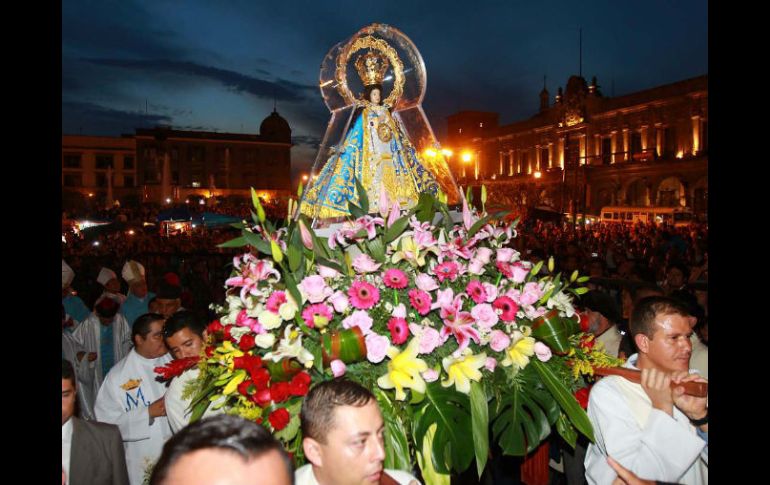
445,74,707,217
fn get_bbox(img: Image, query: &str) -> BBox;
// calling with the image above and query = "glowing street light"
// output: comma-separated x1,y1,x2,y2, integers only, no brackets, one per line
302,174,309,182
441,148,453,158
88,193,94,198
424,148,437,158
461,152,472,163
165,197,172,204
534,171,542,179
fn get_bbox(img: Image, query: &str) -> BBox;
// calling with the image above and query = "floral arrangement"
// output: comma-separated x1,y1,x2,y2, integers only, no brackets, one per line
178,180,622,480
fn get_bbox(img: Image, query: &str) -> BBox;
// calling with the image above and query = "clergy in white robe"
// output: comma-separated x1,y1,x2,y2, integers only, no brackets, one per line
95,314,172,485
62,330,97,421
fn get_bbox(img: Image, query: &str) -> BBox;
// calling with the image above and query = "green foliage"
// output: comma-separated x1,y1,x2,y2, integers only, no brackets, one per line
469,381,490,477
531,360,594,442
354,176,369,214
376,389,413,471
217,236,247,248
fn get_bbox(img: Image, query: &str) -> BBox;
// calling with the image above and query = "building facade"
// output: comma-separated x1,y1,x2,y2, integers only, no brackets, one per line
444,74,708,217
62,109,293,206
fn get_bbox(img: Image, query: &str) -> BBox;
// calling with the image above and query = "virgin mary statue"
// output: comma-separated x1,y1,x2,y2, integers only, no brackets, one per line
300,49,439,220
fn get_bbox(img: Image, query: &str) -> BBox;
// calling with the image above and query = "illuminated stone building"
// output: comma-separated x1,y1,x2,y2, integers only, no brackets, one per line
61,135,137,206
445,74,708,217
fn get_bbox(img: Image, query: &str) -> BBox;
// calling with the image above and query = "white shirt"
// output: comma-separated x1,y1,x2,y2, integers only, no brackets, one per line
95,350,172,485
294,464,419,485
62,418,73,485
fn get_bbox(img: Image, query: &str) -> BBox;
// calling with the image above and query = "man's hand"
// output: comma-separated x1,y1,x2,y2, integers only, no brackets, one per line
76,351,86,362
672,372,708,430
640,368,674,416
608,457,655,485
87,352,98,362
148,397,166,418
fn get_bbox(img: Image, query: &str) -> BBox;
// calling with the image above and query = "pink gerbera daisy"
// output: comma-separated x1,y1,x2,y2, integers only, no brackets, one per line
408,289,432,316
466,280,487,305
348,280,380,310
382,268,409,289
493,296,519,322
266,291,287,313
301,303,332,329
387,317,410,345
434,261,459,282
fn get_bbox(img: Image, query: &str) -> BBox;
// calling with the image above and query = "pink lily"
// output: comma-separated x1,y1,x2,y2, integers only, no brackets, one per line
440,309,480,353
298,219,314,250
354,215,385,240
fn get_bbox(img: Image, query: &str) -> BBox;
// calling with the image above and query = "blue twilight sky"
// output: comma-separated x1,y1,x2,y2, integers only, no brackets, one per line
62,0,708,176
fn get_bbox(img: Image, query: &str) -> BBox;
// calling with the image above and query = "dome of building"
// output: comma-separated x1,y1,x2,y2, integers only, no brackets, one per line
259,109,291,143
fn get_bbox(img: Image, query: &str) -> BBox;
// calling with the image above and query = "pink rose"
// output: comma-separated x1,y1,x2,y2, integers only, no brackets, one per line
417,325,442,354
489,330,511,352
471,303,499,330
300,275,332,303
342,310,374,335
330,359,347,377
496,248,516,263
467,259,486,275
318,264,341,279
352,254,381,274
519,282,542,306
415,273,439,292
534,342,552,362
485,357,497,372
432,288,455,310
482,282,498,302
365,333,390,363
421,368,439,382
510,262,529,283
475,247,493,264
328,291,349,313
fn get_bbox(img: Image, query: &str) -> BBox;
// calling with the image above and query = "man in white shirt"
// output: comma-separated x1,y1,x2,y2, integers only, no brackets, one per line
296,379,420,485
62,359,129,485
148,414,292,485
585,296,708,485
95,313,173,485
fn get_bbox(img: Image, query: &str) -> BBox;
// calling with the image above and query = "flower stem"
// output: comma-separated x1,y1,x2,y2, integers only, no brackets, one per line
393,289,399,306
495,272,502,286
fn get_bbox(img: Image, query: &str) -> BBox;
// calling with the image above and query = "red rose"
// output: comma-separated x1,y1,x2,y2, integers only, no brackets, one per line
207,320,223,334
574,387,590,409
204,346,215,358
253,388,272,407
252,368,271,391
289,372,311,396
270,382,291,403
239,334,256,351
223,325,234,341
578,312,590,333
268,408,291,431
237,379,254,397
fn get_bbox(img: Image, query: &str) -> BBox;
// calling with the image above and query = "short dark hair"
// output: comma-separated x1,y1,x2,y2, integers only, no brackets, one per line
666,261,690,280
62,359,76,386
149,414,293,485
630,296,691,339
163,310,205,340
630,282,664,305
132,313,164,342
301,379,375,443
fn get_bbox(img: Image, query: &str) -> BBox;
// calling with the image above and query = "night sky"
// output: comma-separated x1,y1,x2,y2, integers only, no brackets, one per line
62,0,708,178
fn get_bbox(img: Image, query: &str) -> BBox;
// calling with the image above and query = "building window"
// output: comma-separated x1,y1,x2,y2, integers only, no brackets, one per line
630,132,642,158
123,175,134,187
96,173,107,187
123,156,134,170
540,147,549,169
63,173,82,187
96,154,114,169
664,127,677,158
602,137,612,165
63,154,81,168
520,152,529,174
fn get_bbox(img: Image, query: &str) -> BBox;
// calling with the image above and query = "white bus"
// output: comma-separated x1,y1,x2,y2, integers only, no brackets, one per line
599,206,695,227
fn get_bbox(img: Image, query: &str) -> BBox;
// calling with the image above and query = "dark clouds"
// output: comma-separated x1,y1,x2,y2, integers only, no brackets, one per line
62,101,172,135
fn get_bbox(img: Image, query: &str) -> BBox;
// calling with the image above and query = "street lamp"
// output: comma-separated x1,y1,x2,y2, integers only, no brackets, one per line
534,171,542,179
302,174,309,182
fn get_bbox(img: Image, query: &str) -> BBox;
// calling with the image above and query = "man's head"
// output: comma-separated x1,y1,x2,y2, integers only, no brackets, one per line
630,296,693,373
301,379,385,485
156,277,182,319
62,359,77,425
98,267,121,293
132,313,168,359
62,259,75,293
95,297,120,325
581,290,620,335
122,260,149,298
149,414,293,485
163,311,207,360
665,262,689,289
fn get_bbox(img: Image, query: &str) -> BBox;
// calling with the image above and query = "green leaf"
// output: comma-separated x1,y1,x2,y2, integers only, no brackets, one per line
315,257,345,275
465,186,473,206
577,276,591,283
416,423,451,485
230,222,246,230
573,287,589,295
273,400,303,442
312,345,323,373
243,231,272,256
251,188,266,223
217,236,247,248
530,260,544,277
283,273,304,321
470,381,489,478
412,382,474,474
415,192,436,223
375,389,412,471
556,413,578,449
530,360,594,442
348,201,366,219
367,237,386,263
354,176,369,214
288,230,302,272
384,215,411,243
491,371,552,456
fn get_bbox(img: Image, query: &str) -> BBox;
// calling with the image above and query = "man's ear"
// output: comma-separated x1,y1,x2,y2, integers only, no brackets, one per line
634,333,649,354
303,437,323,468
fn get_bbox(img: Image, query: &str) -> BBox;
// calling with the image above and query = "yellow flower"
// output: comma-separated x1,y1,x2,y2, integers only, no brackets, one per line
501,331,535,370
377,338,428,400
391,236,437,268
217,340,245,370
441,349,487,394
222,370,247,395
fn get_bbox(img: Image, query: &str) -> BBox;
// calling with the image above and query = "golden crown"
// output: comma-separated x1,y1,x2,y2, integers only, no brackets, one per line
354,50,389,87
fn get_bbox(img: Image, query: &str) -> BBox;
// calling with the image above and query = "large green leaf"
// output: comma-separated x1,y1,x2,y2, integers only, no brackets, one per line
354,176,369,214
491,377,552,456
469,381,490,478
315,257,345,275
531,360,594,442
217,236,247,248
287,230,302,272
416,423,451,485
412,382,474,474
467,211,510,239
243,231,272,256
415,192,436,223
367,237,386,263
556,413,578,449
375,389,412,471
384,215,411,243
348,201,366,219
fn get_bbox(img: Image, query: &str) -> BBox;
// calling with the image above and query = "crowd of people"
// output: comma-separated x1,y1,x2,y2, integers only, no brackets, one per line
61,199,708,485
